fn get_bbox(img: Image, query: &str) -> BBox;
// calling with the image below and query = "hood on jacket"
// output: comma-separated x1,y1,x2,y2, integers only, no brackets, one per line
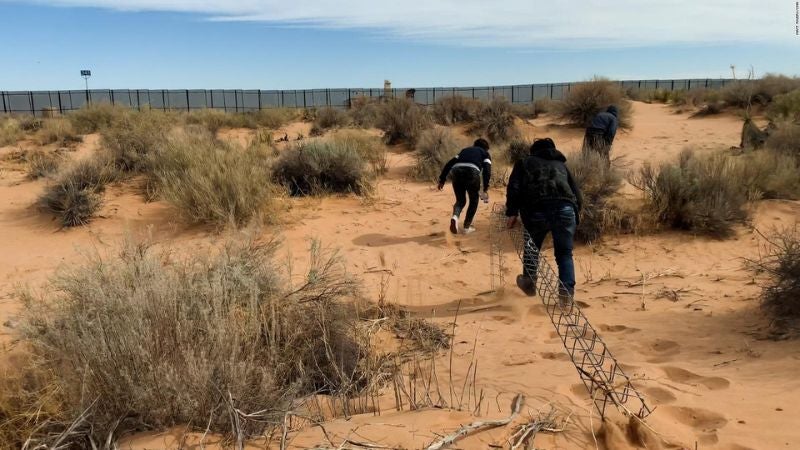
529,138,567,162
606,105,619,117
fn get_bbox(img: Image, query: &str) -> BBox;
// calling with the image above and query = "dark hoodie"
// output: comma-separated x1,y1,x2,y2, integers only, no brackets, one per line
587,105,619,144
505,141,583,217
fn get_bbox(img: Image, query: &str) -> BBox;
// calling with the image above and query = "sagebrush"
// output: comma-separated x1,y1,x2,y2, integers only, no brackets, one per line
557,78,632,129
272,137,372,195
568,150,626,242
38,155,116,227
377,98,431,145
411,128,462,182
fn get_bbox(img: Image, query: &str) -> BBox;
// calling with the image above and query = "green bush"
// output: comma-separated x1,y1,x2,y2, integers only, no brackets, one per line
14,236,370,445
631,150,748,238
38,155,116,227
557,79,632,129
376,98,432,145
473,97,519,142
411,128,462,182
151,128,275,226
273,138,371,196
432,95,482,125
67,103,129,133
568,150,625,243
101,109,170,173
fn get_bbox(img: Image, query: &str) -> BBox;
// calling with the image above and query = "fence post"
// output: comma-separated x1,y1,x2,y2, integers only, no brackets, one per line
302,90,307,109
347,88,351,108
28,91,34,116
280,90,285,108
258,90,262,111
235,90,240,113
705,79,709,88
56,91,63,115
85,87,90,106
2,92,7,114
671,80,674,91
185,89,190,112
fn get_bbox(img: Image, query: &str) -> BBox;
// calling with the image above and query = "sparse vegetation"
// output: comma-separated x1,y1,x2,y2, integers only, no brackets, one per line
765,122,800,156
557,78,632,129
432,95,481,125
767,89,800,122
377,98,432,145
36,119,82,146
0,117,23,146
631,149,749,238
329,130,388,176
185,108,297,134
311,107,351,136
505,139,531,165
738,150,800,200
38,155,116,227
12,236,373,445
411,128,462,182
348,96,382,128
26,149,64,179
568,150,626,242
67,103,129,133
754,227,800,333
473,97,518,142
101,109,171,173
273,137,372,196
151,127,275,226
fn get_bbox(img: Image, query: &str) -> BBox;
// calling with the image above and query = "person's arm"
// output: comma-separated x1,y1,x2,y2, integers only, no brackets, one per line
566,167,583,213
605,117,618,143
481,151,492,192
505,161,523,217
438,156,458,188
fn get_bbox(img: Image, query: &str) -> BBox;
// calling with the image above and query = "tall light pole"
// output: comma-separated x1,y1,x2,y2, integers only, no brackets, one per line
81,69,92,104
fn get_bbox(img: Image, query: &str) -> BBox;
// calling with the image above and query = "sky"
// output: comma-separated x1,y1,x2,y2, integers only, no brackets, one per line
0,0,798,90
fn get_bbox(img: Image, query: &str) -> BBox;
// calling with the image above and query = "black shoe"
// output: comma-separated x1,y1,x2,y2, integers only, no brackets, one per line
516,274,536,296
449,215,459,234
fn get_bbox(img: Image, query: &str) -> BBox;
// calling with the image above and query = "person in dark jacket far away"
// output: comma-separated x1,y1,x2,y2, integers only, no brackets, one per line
506,138,583,303
582,105,619,166
438,138,492,235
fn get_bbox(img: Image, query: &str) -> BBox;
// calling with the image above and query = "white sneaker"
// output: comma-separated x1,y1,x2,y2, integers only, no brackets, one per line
449,216,459,234
462,226,476,234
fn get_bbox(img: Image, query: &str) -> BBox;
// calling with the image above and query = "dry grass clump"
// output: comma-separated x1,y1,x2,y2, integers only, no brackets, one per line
432,95,482,125
272,137,372,196
329,130,388,176
557,79,632,129
738,150,800,200
185,108,297,133
472,97,519,143
348,96,382,128
35,119,82,146
151,128,275,226
767,89,800,122
505,139,531,165
753,228,800,334
722,75,800,108
568,150,625,243
26,149,64,179
411,128,463,182
0,116,23,146
765,122,800,156
631,149,748,238
101,109,171,173
12,236,372,445
38,154,116,227
310,107,351,136
67,103,129,133
376,98,432,145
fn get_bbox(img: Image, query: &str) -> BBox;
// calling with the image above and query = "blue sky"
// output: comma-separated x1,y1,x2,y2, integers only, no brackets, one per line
0,1,797,90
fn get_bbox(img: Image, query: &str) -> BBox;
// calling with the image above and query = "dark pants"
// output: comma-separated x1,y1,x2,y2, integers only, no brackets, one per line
451,167,481,228
521,202,577,295
582,129,612,166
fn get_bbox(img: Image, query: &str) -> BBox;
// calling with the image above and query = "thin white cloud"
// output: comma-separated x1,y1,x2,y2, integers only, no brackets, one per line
11,0,790,47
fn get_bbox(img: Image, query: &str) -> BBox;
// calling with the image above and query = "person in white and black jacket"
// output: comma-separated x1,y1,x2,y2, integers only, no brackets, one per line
437,138,492,234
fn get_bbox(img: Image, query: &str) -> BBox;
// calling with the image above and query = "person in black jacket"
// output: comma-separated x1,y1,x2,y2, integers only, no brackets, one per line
505,138,583,300
438,138,492,234
582,105,619,166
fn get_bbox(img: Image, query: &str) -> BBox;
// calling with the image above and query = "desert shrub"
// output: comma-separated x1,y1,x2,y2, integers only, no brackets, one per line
330,130,388,176
505,139,531,165
755,228,800,332
26,149,64,179
17,115,44,132
101,109,170,173
510,103,537,119
473,97,519,142
432,95,481,125
184,108,231,133
721,81,754,108
273,138,371,196
38,155,116,227
0,116,22,146
631,149,748,238
13,236,372,445
67,103,129,133
767,89,800,122
151,128,275,226
689,102,724,118
376,98,432,145
568,150,625,242
557,79,632,129
348,96,381,128
738,150,800,200
310,107,351,136
411,128,462,182
254,108,297,129
36,119,82,145
753,74,800,104
765,122,800,156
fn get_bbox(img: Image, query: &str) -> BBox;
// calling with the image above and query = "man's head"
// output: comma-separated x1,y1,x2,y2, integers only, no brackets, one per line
474,138,490,151
606,105,619,117
530,138,556,155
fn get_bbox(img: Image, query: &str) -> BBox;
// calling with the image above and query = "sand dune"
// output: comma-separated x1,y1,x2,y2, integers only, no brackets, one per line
1,102,799,449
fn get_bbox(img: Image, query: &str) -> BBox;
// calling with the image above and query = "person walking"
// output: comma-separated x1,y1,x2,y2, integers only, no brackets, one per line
582,105,619,165
438,138,492,234
505,138,583,302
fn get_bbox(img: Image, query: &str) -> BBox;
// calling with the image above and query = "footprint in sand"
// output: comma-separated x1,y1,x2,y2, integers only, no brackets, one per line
527,304,547,316
540,351,570,361
662,405,728,430
598,324,641,333
639,339,681,363
643,386,677,404
661,366,730,390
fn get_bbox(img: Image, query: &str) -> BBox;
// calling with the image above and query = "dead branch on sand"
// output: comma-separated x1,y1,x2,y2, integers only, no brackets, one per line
425,394,524,450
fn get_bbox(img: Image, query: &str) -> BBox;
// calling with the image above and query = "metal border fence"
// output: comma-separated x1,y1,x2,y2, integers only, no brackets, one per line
1,79,736,116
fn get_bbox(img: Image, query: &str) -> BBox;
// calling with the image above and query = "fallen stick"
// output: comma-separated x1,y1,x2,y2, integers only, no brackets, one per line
425,394,524,450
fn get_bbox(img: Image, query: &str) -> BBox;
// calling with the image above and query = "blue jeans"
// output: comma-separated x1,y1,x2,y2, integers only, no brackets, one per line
520,202,577,294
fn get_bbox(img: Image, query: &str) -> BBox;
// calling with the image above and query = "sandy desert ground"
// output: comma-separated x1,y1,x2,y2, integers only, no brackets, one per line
1,102,799,449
